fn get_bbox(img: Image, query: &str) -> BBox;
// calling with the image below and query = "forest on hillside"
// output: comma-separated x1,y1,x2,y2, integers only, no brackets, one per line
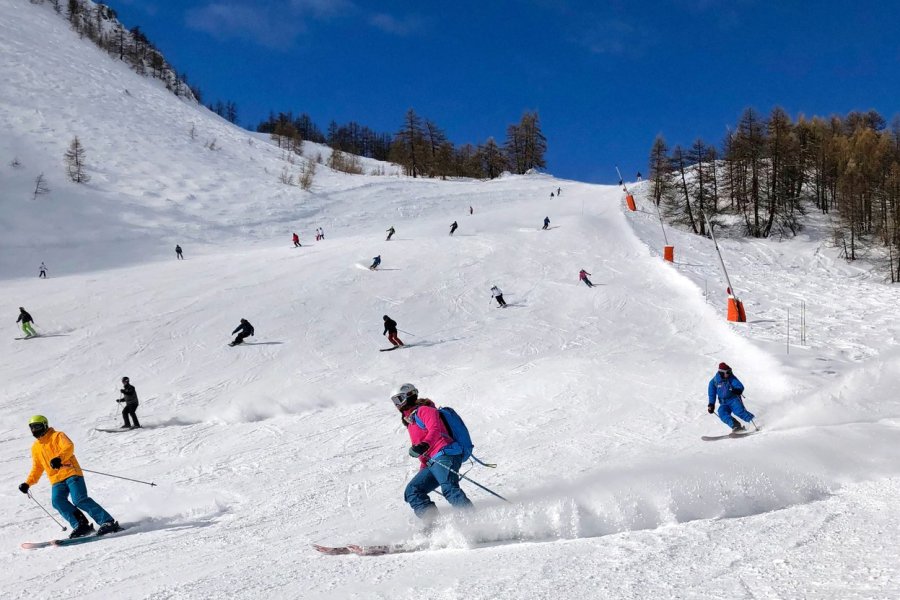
650,108,900,281
257,109,548,181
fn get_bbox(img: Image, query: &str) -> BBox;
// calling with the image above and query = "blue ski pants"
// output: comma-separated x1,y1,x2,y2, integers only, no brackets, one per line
51,476,114,528
717,397,755,427
404,453,472,519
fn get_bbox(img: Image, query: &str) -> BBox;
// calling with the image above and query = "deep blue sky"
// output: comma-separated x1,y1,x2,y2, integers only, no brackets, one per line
109,0,900,183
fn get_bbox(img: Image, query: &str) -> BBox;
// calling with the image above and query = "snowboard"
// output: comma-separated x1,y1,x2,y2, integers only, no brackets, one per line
701,428,760,442
22,527,126,550
312,542,422,556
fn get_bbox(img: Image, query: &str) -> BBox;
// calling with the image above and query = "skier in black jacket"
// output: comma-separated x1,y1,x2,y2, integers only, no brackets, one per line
383,315,404,348
230,319,254,346
117,377,141,429
17,307,36,338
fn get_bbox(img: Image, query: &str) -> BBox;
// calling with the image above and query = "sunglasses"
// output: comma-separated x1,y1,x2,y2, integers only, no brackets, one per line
29,423,46,431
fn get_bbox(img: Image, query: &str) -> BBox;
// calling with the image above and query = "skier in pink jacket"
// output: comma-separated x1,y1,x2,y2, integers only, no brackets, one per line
392,383,472,521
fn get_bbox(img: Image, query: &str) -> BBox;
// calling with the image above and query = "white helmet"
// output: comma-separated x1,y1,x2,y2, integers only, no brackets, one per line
391,383,418,409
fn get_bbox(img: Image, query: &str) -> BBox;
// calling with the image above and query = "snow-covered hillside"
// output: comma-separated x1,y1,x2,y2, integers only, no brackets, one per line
2,1,900,598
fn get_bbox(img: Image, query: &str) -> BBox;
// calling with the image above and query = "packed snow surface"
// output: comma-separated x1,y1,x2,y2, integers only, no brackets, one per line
1,1,899,598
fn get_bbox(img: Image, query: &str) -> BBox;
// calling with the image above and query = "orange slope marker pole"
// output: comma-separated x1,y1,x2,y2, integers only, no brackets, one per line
704,213,746,322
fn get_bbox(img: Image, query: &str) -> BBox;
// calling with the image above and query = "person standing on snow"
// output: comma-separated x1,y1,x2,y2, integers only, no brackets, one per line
578,269,594,288
229,318,254,346
117,377,141,429
370,255,382,270
386,226,395,241
449,221,458,236
542,216,550,230
17,307,37,338
175,245,184,260
490,285,507,308
392,384,472,522
383,315,404,348
469,206,473,215
707,362,755,432
557,187,561,196
292,232,301,248
18,416,121,538
39,262,48,278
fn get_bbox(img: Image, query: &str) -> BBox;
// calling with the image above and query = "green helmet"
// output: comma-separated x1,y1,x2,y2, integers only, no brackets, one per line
28,415,48,426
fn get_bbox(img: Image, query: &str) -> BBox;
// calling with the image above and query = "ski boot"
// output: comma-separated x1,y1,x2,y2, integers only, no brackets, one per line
96,521,122,536
731,420,745,432
69,512,95,539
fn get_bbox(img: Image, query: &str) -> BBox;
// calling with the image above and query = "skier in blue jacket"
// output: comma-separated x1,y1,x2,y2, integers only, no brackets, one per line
707,362,754,432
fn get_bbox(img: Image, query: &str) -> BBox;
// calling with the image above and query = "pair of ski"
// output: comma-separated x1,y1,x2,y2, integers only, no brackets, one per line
701,427,760,442
22,527,127,550
312,542,419,556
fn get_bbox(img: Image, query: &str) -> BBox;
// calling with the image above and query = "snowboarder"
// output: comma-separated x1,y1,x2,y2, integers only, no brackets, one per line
391,384,472,521
707,362,755,432
175,245,183,260
18,416,121,538
449,221,458,236
229,318,254,346
386,226,395,241
292,232,301,248
17,307,36,338
39,262,47,278
116,377,141,429
542,216,550,230
383,315,404,347
369,255,381,270
578,269,594,288
490,285,507,307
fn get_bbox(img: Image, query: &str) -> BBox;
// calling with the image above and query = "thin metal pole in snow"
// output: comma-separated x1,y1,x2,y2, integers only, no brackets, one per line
654,196,670,246
787,307,790,355
703,213,738,300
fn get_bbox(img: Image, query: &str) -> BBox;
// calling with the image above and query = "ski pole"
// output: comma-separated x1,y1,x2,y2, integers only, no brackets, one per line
397,329,416,337
27,492,67,531
79,467,157,487
428,459,509,503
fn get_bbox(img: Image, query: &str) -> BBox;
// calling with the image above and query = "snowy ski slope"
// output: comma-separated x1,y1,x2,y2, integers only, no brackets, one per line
2,1,900,598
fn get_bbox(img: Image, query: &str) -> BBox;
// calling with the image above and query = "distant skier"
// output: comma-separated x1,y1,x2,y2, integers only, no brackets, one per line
229,318,254,346
490,285,507,308
116,377,141,429
369,255,382,270
39,262,47,278
175,245,183,260
320,227,325,240
469,206,473,215
557,187,561,196
383,315,404,348
550,192,554,198
578,269,594,288
386,226,395,241
292,232,301,248
391,383,472,522
707,362,755,432
636,172,642,181
542,216,550,230
18,415,121,538
17,307,36,338
449,221,458,236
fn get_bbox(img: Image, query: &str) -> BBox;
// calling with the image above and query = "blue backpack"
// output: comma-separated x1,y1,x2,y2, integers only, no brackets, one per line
413,406,492,466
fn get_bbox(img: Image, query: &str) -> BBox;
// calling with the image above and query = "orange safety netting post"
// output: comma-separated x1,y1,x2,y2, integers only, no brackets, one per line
663,245,674,262
727,296,746,322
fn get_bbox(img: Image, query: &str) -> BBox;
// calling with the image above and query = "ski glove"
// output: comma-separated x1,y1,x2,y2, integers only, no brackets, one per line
409,443,430,458
50,457,62,469
707,404,715,414
18,483,29,494
117,399,124,403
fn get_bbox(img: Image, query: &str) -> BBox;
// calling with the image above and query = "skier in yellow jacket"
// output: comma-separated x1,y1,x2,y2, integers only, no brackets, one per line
18,416,121,538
